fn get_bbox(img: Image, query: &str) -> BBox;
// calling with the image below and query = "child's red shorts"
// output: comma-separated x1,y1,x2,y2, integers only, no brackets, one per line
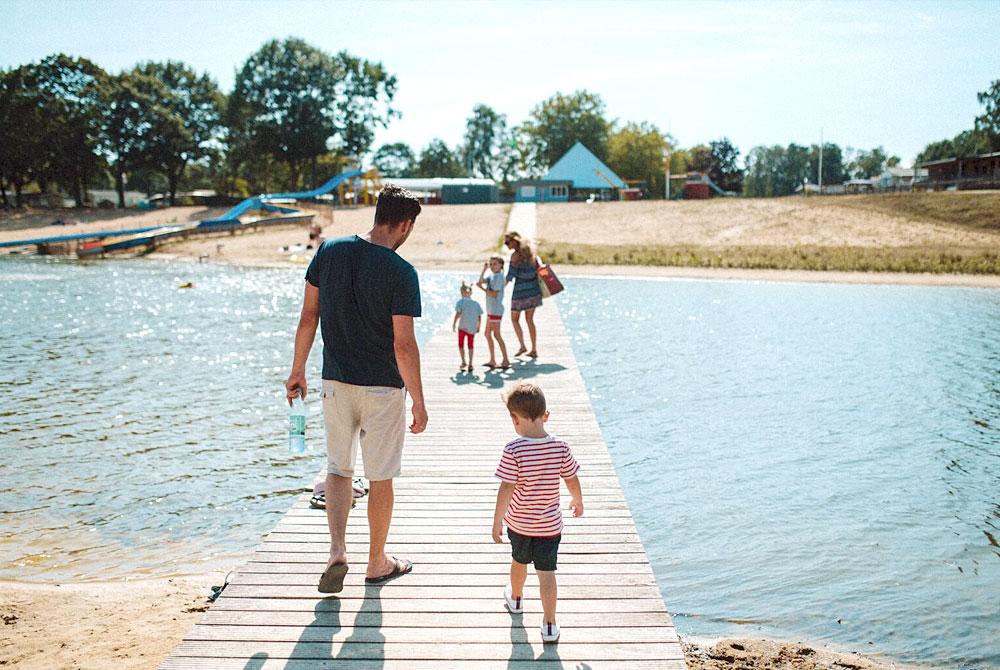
458,329,474,348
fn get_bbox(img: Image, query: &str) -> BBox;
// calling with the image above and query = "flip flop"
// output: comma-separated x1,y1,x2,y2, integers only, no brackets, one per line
318,562,349,593
310,494,358,510
364,557,412,584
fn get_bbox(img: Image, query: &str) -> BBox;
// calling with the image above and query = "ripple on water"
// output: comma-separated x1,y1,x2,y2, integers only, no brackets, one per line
0,258,460,583
560,276,1000,668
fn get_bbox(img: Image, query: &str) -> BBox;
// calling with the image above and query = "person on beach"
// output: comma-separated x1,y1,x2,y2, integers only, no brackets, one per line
452,280,483,372
285,184,426,593
504,232,543,358
492,381,583,643
477,256,511,370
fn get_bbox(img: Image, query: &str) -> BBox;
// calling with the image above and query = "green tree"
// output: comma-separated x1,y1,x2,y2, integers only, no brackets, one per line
415,139,463,177
809,143,845,187
461,104,507,179
231,38,397,191
709,138,742,193
976,79,1000,150
24,54,108,206
742,143,811,197
606,122,670,198
849,146,889,178
130,60,223,205
687,144,713,173
522,90,610,172
99,72,167,207
373,142,416,178
0,66,47,207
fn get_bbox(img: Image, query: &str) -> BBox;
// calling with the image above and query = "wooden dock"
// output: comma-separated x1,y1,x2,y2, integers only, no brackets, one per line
160,303,686,669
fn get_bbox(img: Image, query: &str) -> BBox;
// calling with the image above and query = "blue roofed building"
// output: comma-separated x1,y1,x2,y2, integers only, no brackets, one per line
514,142,626,202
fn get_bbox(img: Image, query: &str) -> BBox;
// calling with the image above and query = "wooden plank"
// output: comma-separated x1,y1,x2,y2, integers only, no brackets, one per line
197,610,675,628
208,597,669,614
184,624,679,644
162,660,687,670
160,299,685,669
169,641,685,661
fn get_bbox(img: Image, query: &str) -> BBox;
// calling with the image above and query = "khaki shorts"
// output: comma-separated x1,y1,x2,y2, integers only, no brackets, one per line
321,380,406,480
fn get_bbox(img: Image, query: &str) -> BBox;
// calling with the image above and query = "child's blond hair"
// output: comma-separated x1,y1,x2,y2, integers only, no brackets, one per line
504,381,546,420
489,255,505,270
461,280,473,295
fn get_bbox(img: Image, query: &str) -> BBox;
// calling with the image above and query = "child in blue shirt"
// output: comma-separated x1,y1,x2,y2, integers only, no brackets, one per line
452,281,483,372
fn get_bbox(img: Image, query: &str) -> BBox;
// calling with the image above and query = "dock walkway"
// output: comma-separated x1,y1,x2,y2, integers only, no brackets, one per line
161,303,686,669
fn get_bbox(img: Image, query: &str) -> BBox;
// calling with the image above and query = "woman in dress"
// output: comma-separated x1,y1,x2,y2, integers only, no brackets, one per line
504,232,542,358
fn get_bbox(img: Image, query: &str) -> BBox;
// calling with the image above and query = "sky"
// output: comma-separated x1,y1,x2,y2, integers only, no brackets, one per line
5,0,1000,165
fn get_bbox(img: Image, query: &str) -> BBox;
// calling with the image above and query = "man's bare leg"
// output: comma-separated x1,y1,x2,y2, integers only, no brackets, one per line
366,478,396,578
325,473,353,569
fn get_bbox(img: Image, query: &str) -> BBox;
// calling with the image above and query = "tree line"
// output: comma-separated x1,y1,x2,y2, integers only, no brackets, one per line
2,37,997,209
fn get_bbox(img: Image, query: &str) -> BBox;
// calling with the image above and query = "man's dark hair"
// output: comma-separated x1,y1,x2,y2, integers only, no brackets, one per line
374,184,421,228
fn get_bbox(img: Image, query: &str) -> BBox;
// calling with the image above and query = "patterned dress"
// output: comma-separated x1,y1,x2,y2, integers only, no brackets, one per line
507,257,543,312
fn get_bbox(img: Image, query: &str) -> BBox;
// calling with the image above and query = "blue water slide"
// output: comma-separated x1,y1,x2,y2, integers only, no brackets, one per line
199,170,364,227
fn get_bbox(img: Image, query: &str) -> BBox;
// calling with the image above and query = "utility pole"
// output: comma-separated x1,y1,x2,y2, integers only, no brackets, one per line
818,127,824,195
663,147,671,200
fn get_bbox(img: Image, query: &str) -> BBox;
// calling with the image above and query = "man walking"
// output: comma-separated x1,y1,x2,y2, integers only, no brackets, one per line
285,185,426,593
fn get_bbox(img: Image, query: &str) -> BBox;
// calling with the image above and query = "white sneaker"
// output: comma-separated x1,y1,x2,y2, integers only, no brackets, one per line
540,621,561,642
503,585,523,614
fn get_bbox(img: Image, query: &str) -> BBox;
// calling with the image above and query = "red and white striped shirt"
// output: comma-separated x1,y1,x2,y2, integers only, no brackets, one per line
494,435,580,537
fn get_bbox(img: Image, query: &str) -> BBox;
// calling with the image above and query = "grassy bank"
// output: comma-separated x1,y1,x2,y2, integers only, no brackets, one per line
834,191,1000,232
539,241,1000,274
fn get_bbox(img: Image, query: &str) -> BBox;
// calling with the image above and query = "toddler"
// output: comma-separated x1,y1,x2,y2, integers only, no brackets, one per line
492,381,583,642
452,281,483,372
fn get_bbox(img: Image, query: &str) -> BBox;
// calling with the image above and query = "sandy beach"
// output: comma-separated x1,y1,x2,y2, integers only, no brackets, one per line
0,576,222,669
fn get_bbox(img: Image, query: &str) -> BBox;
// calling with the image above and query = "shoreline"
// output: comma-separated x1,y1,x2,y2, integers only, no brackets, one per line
0,576,917,670
139,250,1000,289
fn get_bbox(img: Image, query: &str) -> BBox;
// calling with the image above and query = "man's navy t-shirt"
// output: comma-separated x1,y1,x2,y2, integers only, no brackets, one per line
305,235,421,388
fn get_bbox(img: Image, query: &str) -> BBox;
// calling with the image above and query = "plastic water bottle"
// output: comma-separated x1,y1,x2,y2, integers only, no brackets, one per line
288,396,306,454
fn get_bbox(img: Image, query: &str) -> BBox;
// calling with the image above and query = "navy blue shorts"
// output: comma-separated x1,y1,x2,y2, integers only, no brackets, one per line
507,528,561,571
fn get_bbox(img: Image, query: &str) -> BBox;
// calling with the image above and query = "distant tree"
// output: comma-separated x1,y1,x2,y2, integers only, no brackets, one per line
522,90,611,172
849,146,889,178
606,122,670,198
687,144,713,174
462,104,507,179
373,142,416,178
19,55,108,206
415,139,463,177
886,155,901,167
496,126,526,185
99,71,167,207
742,143,811,197
130,60,223,205
709,138,742,193
809,142,845,187
976,79,1000,150
231,38,397,191
0,66,47,207
915,128,991,165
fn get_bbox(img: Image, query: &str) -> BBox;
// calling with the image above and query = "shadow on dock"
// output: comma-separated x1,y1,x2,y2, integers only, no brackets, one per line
451,360,568,389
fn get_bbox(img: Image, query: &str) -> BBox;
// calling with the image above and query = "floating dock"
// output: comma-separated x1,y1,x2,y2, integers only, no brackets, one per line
160,304,686,669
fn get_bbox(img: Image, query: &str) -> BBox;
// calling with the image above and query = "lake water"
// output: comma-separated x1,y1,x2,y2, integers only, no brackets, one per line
560,276,999,668
0,258,458,580
1,258,997,667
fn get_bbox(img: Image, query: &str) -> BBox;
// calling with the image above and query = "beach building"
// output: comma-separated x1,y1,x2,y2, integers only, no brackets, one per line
513,141,625,202
877,166,928,190
918,150,1000,190
384,177,499,204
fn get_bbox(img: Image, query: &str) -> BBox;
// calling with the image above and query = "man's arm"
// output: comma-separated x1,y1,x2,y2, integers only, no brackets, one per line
492,481,515,543
392,315,427,433
285,282,320,404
